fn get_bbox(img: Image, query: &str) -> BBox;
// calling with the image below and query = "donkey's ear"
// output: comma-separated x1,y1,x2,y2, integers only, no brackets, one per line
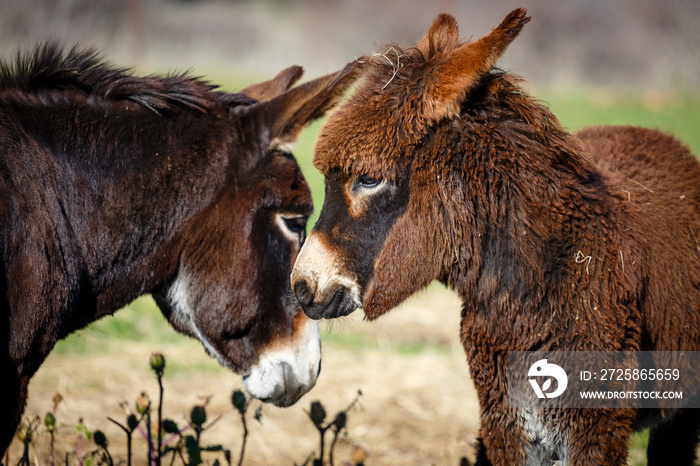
415,13,461,58
244,60,362,149
239,66,304,102
421,8,530,123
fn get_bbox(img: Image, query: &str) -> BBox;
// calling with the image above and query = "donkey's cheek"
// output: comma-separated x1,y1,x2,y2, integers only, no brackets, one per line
362,272,412,320
362,208,443,319
155,271,241,371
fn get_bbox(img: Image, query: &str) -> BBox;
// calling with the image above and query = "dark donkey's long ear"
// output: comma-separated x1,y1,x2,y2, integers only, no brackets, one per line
236,61,362,149
239,66,305,102
419,8,530,124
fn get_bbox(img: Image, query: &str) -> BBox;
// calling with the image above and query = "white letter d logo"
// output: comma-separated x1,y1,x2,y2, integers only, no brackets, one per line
528,358,568,399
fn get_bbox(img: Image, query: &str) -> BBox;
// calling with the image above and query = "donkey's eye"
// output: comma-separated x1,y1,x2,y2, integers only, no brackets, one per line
354,174,382,190
283,216,306,234
276,213,307,244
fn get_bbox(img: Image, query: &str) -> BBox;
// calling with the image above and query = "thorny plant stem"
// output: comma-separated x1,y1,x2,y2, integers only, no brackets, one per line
107,417,134,466
102,447,114,466
329,429,340,466
237,415,248,466
127,431,133,466
325,391,362,465
318,425,327,466
19,434,30,466
77,432,83,466
48,431,55,466
146,412,153,466
156,375,164,466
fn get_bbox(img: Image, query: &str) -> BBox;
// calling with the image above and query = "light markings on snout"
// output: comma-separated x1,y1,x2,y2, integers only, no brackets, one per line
242,316,321,407
291,232,364,316
164,269,321,407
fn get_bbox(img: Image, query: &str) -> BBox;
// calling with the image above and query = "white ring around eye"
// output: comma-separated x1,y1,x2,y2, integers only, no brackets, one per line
275,213,306,243
355,179,388,194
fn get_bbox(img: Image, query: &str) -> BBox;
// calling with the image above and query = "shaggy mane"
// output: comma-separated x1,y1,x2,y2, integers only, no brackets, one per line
0,43,222,113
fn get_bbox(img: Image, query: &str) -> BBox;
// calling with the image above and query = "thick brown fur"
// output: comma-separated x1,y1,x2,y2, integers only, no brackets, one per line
298,8,700,465
0,43,360,454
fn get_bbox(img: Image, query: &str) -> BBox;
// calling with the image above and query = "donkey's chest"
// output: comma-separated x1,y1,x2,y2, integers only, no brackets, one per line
518,408,569,465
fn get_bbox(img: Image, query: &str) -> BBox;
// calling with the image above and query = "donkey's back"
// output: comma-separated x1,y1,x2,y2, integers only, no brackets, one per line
578,125,700,351
577,125,700,244
578,125,700,202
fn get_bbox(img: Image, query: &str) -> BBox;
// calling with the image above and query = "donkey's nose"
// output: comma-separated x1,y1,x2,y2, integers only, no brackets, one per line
294,280,315,308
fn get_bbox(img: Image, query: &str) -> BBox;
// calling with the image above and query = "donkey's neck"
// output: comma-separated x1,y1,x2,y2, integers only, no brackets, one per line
7,97,237,317
439,87,622,351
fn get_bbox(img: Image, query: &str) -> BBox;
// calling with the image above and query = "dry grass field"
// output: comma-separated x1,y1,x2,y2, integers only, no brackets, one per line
5,285,658,465
6,287,490,465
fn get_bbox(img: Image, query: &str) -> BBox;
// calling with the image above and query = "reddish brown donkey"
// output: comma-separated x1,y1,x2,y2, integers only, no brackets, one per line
0,43,360,455
291,9,700,465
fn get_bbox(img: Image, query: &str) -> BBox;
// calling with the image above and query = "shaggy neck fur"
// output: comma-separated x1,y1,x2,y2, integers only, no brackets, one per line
417,73,639,353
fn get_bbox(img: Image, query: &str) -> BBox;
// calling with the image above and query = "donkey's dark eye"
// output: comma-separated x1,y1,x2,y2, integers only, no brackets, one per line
278,214,308,244
354,174,381,190
283,216,307,234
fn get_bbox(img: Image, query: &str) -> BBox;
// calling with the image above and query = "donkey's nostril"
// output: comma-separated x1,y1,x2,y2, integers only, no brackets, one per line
294,280,314,308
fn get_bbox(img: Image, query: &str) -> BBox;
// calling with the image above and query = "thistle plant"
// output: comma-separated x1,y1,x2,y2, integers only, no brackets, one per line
135,391,154,465
179,403,230,466
15,416,40,466
93,430,113,466
231,390,249,466
107,412,142,466
73,417,91,466
45,393,62,466
150,352,166,466
5,352,365,466
306,391,362,466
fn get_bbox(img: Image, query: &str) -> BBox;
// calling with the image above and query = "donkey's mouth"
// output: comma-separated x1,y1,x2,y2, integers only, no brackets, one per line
243,360,316,407
242,318,321,406
300,286,358,320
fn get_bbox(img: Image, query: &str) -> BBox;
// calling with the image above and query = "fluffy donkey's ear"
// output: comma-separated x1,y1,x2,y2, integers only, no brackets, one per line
415,13,461,58
420,8,531,123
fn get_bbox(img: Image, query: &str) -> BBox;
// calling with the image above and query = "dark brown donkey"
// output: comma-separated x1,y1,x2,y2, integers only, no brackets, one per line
291,9,700,465
0,43,359,454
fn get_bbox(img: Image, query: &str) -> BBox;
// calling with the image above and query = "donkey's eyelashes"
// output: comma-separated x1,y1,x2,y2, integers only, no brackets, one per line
283,216,307,234
352,174,383,191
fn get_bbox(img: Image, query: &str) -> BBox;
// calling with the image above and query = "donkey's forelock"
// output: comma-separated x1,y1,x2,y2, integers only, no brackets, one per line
313,8,530,176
